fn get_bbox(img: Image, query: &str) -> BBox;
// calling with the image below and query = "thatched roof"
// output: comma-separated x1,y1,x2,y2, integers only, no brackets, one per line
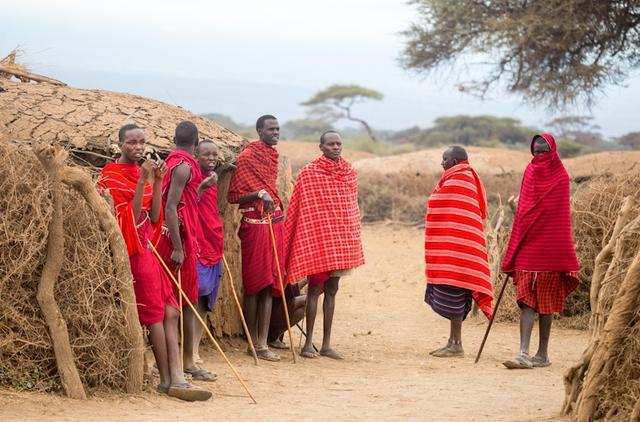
0,79,245,161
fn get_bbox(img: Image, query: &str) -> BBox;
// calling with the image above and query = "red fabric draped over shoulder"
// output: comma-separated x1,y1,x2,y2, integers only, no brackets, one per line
501,133,580,273
284,156,364,283
227,140,281,213
97,162,162,256
424,161,493,318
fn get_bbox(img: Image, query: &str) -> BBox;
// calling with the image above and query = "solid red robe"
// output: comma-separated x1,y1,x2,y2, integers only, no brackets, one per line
155,149,203,304
97,162,177,326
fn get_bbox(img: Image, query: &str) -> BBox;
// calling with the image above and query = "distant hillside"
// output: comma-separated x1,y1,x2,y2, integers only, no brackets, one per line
565,151,640,179
278,140,375,172
353,147,531,175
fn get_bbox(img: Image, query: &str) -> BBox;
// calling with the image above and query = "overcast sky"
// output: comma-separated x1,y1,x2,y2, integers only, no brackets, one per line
4,0,639,136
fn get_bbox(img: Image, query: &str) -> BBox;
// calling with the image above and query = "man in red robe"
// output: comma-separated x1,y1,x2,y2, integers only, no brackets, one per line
191,140,229,368
155,121,214,380
424,146,493,358
98,124,210,401
228,114,285,362
501,133,580,369
284,131,364,360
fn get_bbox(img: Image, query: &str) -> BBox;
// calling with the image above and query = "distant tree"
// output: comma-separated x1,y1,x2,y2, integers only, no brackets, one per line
301,85,383,141
546,115,609,151
396,115,534,147
281,118,335,140
617,131,640,150
401,1,640,107
556,139,585,158
201,113,253,137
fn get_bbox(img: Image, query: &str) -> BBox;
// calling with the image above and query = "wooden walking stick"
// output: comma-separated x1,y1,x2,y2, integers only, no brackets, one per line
149,243,258,404
475,273,510,364
267,214,297,363
178,270,184,371
222,254,259,365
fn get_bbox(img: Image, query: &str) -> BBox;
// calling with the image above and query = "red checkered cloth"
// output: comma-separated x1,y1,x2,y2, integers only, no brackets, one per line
227,140,281,212
284,156,364,283
425,161,494,318
514,270,579,314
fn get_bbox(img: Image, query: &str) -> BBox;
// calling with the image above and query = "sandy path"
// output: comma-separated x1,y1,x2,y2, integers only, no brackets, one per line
0,224,587,421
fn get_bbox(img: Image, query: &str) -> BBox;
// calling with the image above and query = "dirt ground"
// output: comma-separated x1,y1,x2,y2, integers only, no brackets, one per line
0,224,587,421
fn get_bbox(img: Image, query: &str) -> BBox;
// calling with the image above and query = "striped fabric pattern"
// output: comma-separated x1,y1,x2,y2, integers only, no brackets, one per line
425,284,473,320
425,161,493,318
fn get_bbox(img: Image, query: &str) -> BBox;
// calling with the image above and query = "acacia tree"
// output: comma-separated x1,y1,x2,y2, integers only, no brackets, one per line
401,1,640,107
301,84,383,141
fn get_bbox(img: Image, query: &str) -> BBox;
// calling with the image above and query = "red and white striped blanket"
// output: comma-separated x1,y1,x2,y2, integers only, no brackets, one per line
424,161,494,318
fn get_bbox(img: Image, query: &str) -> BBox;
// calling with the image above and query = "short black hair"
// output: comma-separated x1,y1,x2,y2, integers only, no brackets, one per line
256,115,277,131
320,130,340,144
446,145,468,161
196,139,217,153
118,123,140,143
174,121,199,146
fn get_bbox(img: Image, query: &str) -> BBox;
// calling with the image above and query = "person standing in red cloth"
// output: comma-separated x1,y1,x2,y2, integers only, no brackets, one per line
155,121,215,380
424,146,493,358
98,124,210,401
191,140,233,369
227,115,285,362
284,131,364,360
502,133,580,369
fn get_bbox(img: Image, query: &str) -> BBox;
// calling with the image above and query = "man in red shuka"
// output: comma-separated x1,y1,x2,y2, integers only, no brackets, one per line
284,131,364,360
98,124,210,401
501,133,580,369
155,121,215,381
227,115,285,362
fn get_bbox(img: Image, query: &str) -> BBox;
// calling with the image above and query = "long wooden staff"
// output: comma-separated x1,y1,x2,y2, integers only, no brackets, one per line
267,214,297,363
178,270,184,371
222,254,259,365
149,242,257,404
475,273,510,364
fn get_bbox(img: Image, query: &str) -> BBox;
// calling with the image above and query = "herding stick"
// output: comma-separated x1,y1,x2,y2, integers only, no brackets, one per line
221,254,259,365
149,242,258,404
475,273,510,364
267,214,297,363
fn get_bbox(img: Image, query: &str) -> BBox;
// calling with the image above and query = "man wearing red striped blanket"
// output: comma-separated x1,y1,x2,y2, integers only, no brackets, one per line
284,131,364,360
424,146,494,358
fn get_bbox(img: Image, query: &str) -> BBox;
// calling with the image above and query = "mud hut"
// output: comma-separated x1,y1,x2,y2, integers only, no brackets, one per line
0,74,293,395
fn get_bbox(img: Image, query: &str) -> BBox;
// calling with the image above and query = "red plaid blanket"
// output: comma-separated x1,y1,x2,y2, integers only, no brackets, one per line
227,140,281,212
284,156,364,283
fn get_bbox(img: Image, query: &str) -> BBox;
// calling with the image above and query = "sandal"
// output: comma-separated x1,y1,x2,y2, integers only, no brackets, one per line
432,347,464,358
184,367,217,382
320,348,344,360
256,348,281,362
167,382,212,402
268,339,289,350
300,348,318,358
503,354,534,369
531,356,551,368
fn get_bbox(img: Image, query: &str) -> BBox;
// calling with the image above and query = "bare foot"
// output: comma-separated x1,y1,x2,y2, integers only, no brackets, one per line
320,348,344,360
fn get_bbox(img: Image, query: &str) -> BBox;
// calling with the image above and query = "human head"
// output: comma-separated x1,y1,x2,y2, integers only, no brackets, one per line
441,145,468,170
174,120,199,148
256,115,279,146
118,123,145,163
319,130,342,161
195,139,219,173
532,135,552,156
